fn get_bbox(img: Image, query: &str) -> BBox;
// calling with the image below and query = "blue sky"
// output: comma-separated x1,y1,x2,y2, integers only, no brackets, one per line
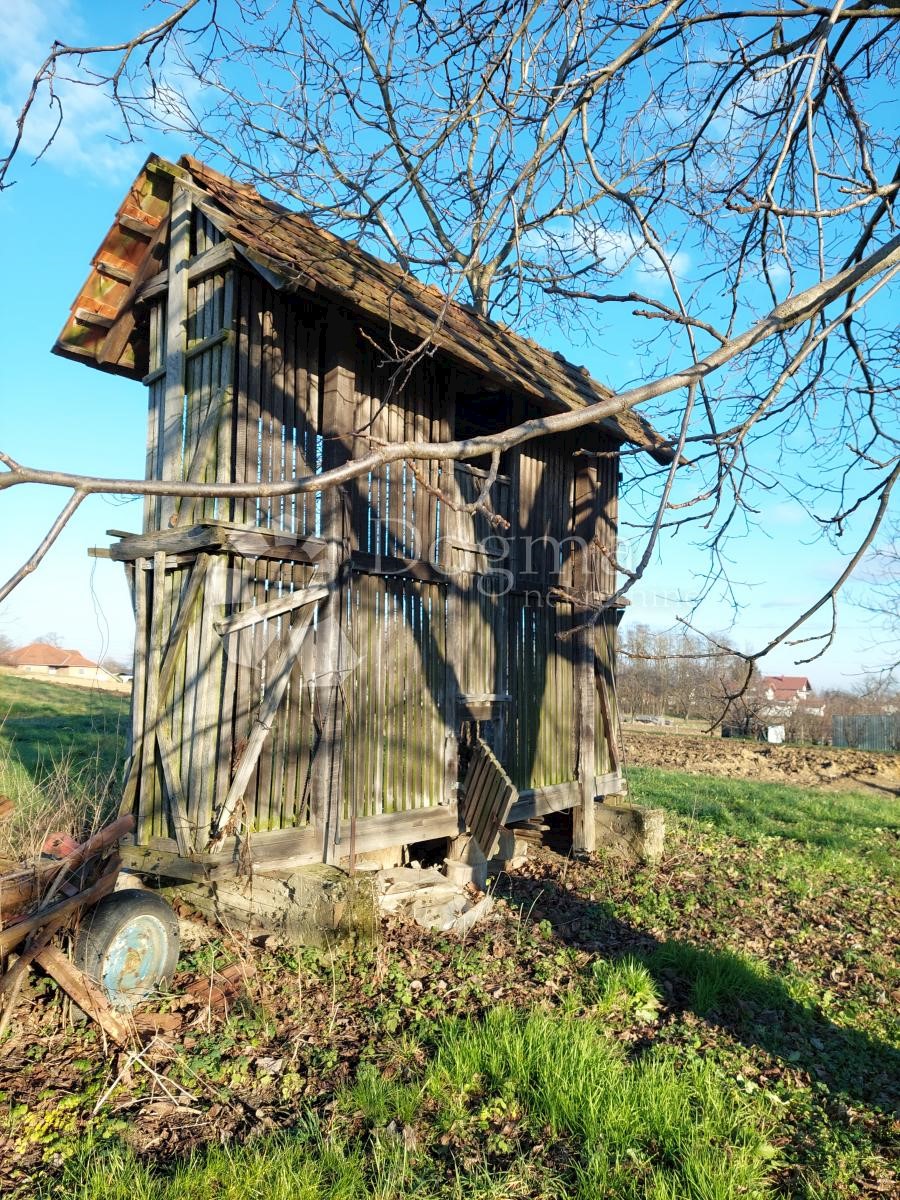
0,0,892,687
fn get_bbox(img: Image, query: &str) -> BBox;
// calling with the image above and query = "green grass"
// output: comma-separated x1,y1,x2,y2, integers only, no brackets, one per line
628,765,899,878
0,673,128,857
45,1001,776,1200
2,691,897,1199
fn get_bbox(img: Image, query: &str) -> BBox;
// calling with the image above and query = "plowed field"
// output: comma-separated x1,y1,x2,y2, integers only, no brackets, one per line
624,728,900,792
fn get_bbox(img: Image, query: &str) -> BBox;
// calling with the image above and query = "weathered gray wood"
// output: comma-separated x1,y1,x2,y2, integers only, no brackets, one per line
171,386,228,526
119,556,148,820
350,550,445,583
189,553,225,843
507,780,580,823
137,551,167,843
156,727,193,855
572,629,597,853
595,670,621,773
108,521,327,563
184,328,233,363
213,584,328,635
157,553,209,702
123,803,460,881
461,738,518,855
137,240,239,303
209,595,324,847
159,186,192,528
314,308,356,862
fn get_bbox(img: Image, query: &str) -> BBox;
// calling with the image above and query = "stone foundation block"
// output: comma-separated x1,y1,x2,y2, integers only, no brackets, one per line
593,801,665,864
443,834,488,891
173,863,377,946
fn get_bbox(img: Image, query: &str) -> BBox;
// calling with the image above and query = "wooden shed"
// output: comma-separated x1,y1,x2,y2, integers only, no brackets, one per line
54,155,674,884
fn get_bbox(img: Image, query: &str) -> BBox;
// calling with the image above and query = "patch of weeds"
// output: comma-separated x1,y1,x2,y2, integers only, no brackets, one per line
588,956,662,1024
340,1062,422,1127
428,1006,777,1198
646,941,771,1016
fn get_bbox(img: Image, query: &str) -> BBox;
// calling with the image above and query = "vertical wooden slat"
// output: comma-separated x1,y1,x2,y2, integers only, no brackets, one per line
314,308,355,860
159,187,191,528
137,552,166,843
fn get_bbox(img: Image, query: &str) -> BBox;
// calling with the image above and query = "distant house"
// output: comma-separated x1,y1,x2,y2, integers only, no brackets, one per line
753,674,825,743
758,675,814,716
0,642,127,691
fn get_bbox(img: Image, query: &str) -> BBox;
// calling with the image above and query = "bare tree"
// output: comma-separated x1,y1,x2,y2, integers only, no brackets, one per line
857,518,900,677
33,632,64,648
2,0,899,705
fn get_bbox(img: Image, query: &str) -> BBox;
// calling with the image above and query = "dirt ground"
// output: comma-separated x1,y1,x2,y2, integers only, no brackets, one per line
623,728,900,793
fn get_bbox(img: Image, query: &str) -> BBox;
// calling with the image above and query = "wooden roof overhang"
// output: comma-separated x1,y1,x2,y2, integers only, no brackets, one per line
54,154,678,465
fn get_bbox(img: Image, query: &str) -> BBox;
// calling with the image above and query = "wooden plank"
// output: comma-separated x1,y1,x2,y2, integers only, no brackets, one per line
123,801,461,881
35,946,131,1045
156,554,210,701
159,186,192,527
507,780,581,823
118,211,161,236
461,739,518,856
213,585,328,635
120,558,148,820
190,553,225,844
209,596,324,846
314,308,356,860
74,307,115,329
171,386,229,526
108,522,327,564
96,258,135,285
155,728,193,855
350,550,445,584
139,240,240,302
109,524,221,561
137,552,166,843
572,625,597,853
595,670,621,773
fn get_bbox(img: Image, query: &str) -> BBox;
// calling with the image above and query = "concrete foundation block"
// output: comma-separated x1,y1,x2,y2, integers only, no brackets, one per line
443,834,488,891
344,845,405,871
486,826,529,873
593,801,665,865
173,863,377,947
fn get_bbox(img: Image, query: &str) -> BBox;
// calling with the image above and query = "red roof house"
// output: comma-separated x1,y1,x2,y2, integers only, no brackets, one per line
0,642,125,688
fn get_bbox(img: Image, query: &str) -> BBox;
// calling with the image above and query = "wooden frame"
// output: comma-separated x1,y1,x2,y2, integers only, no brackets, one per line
57,159,651,890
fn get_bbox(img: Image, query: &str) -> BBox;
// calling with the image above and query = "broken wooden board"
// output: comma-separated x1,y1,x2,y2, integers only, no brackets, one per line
461,738,519,858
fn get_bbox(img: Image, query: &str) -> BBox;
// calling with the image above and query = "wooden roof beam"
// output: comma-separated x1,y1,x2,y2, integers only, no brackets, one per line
117,212,162,238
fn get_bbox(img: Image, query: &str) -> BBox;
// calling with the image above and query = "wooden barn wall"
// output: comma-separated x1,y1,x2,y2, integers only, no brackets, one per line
340,342,452,820
504,434,578,791
343,573,448,820
133,215,623,848
135,250,326,844
230,274,321,533
594,447,620,780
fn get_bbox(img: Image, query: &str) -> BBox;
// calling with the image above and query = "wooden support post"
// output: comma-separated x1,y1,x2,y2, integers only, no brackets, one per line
137,552,166,843
314,309,356,863
572,628,596,853
159,186,191,529
120,557,149,820
191,553,227,843
571,455,598,852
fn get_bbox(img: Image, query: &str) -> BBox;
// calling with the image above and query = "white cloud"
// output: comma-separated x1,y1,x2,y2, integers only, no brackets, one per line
525,219,691,291
0,0,144,182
